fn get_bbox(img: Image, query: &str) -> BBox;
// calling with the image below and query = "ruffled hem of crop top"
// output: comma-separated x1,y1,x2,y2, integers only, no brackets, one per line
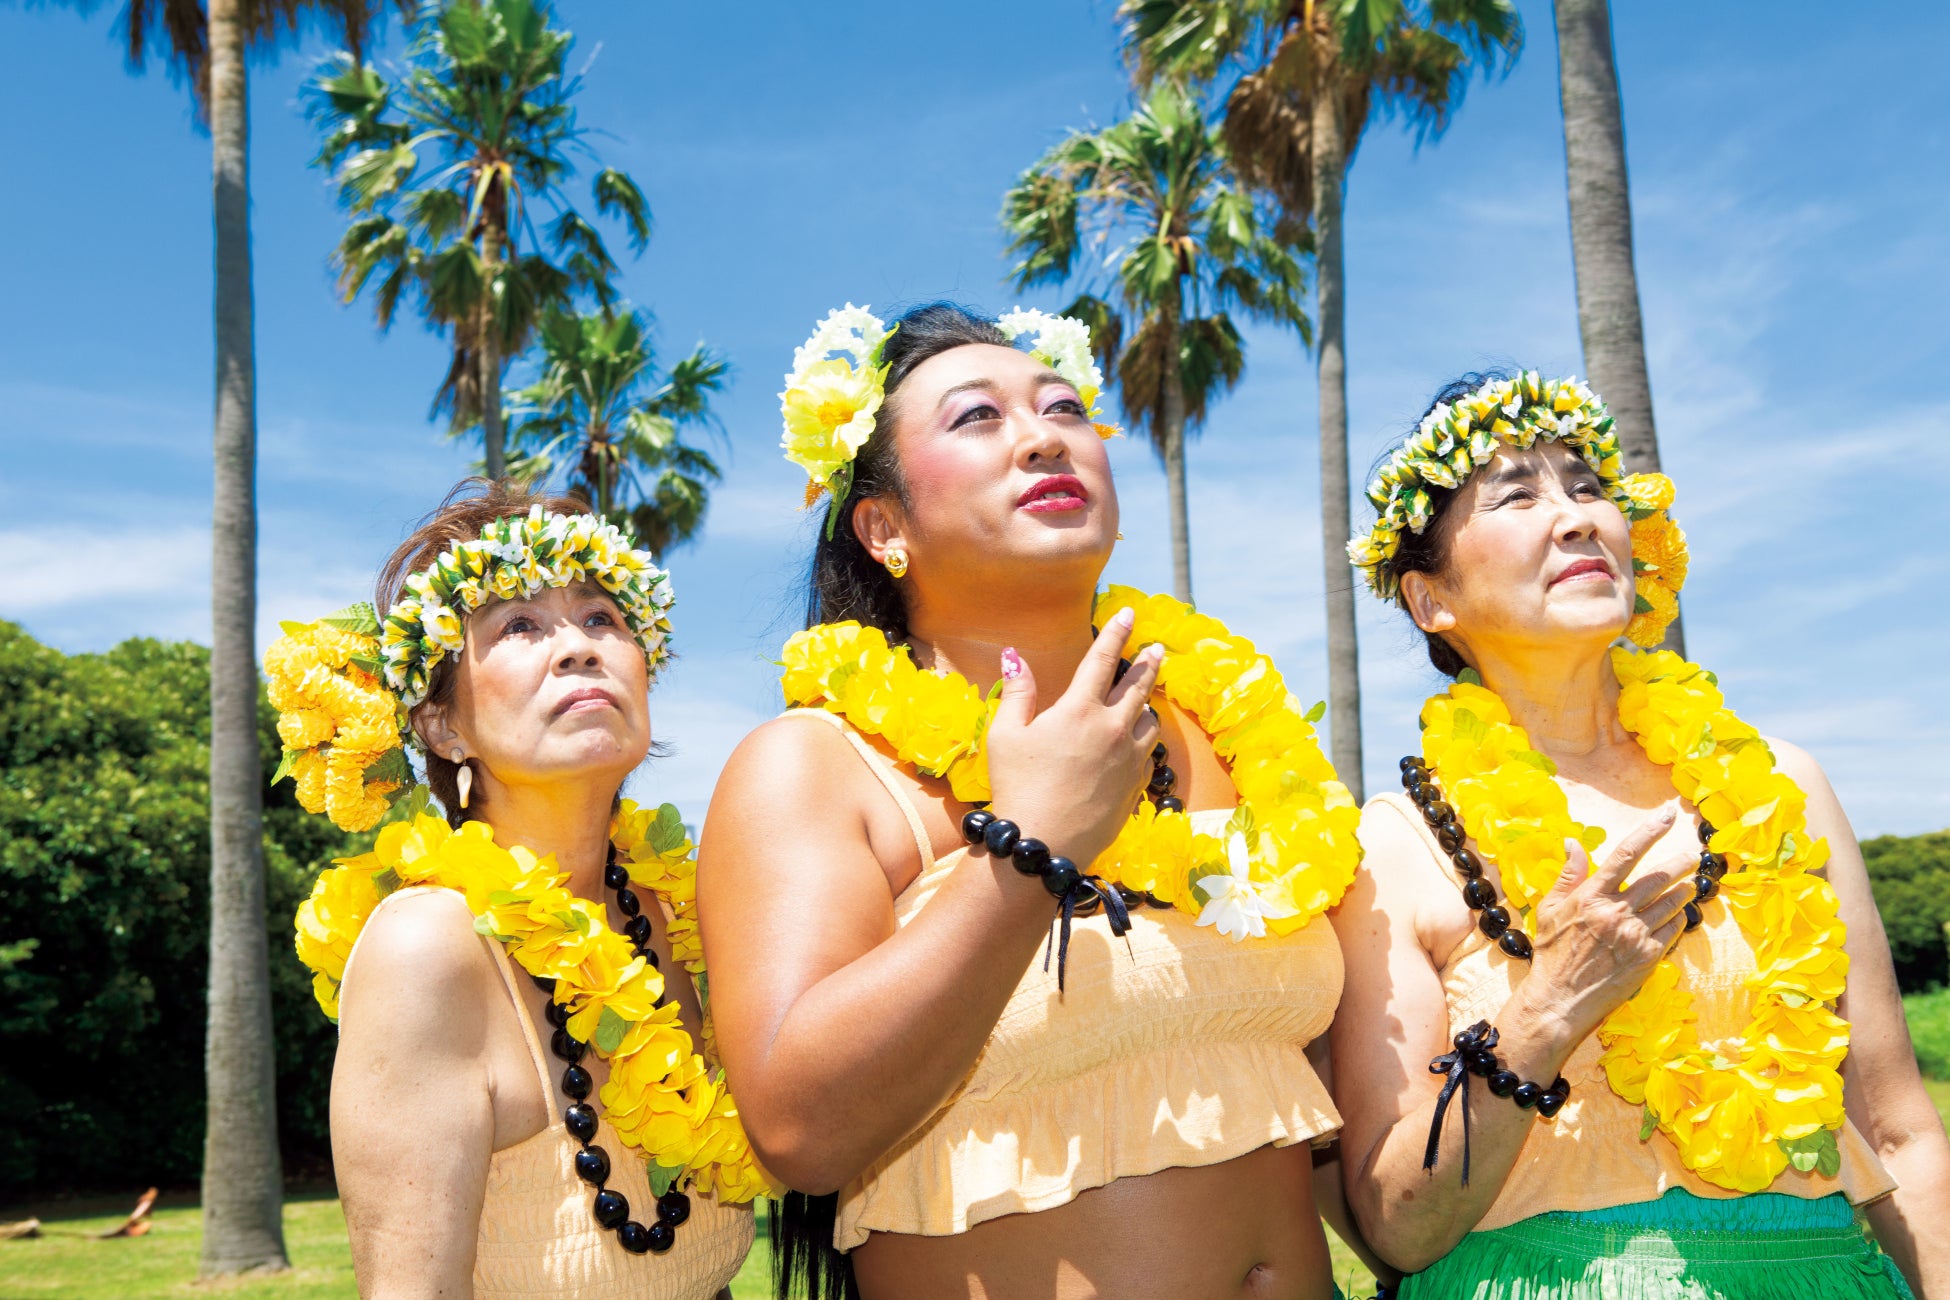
780,710,1347,1252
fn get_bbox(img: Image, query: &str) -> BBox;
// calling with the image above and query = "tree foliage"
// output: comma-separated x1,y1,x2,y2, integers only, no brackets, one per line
506,306,727,555
309,0,651,475
0,623,354,1192
1863,830,1950,995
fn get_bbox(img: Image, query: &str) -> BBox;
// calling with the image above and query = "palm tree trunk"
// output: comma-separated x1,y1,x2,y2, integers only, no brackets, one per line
482,327,507,480
1554,0,1682,654
1311,73,1364,802
1160,307,1193,604
201,0,289,1277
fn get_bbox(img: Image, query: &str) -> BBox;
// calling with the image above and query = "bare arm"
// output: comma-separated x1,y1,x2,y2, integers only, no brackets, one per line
1306,1037,1402,1291
1329,802,1691,1272
332,891,501,1299
1776,740,1950,1298
699,620,1162,1194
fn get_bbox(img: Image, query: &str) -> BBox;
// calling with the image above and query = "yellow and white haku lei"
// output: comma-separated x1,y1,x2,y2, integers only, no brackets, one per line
778,586,1362,938
263,506,675,832
293,799,777,1203
1419,648,1848,1193
1347,371,1686,648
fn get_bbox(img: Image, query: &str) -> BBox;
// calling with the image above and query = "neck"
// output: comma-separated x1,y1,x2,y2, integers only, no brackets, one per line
904,582,1100,699
477,779,619,899
1468,637,1629,760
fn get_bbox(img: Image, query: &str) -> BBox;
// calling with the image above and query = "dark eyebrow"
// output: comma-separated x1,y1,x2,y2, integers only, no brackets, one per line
1480,460,1540,486
934,370,1074,410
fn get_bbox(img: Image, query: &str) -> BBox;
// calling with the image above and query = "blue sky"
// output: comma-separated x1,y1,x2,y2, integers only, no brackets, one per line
2,1,1945,836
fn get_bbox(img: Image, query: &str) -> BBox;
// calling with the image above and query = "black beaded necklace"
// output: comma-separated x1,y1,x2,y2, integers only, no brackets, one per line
530,847,694,1257
1396,754,1728,960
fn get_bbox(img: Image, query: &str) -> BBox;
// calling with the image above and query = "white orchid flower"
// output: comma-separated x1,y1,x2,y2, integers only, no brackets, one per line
1195,834,1298,941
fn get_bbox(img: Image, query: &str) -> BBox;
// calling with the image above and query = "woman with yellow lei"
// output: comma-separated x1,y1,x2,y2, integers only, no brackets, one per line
1330,371,1949,1298
699,303,1370,1299
274,482,769,1299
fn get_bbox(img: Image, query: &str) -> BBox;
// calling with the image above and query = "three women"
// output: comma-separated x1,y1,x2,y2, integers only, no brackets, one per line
278,320,1946,1300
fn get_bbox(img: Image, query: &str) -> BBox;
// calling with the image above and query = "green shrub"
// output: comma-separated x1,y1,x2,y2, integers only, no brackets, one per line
1908,989,1950,1080
0,622,358,1192
1861,830,1950,995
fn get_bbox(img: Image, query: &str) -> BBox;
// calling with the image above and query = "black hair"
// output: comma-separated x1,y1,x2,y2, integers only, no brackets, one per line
775,303,1010,1300
1372,369,1519,679
802,302,1011,643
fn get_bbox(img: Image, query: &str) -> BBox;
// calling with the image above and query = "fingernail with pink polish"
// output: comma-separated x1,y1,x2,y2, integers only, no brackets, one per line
1001,648,1024,680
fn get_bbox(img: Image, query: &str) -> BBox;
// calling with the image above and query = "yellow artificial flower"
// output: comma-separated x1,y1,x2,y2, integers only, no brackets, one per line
1621,472,1676,512
781,358,883,490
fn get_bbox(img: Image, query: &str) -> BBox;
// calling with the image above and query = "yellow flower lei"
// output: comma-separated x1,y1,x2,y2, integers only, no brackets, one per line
293,799,777,1204
1419,647,1849,1193
778,586,1363,933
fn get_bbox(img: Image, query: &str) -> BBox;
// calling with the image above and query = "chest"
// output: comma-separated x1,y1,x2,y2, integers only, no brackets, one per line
858,692,1236,897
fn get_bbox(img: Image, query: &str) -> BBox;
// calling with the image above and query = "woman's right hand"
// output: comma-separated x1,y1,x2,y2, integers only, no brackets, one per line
982,607,1164,870
1517,808,1699,1049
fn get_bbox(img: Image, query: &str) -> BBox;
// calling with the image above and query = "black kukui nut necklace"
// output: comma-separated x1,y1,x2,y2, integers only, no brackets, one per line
1396,754,1727,960
1398,753,1729,1182
533,845,693,1257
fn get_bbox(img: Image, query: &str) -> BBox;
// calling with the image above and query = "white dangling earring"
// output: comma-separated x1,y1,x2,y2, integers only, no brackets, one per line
452,748,472,810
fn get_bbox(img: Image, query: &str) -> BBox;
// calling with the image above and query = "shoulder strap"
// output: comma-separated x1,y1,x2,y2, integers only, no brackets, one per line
782,707,936,872
482,936,560,1124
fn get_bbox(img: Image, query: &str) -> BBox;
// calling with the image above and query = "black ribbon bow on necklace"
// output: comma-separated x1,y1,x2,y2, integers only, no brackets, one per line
1043,874,1133,992
1425,1019,1499,1187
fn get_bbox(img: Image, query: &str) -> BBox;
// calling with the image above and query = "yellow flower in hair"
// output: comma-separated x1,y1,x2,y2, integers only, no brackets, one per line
1622,472,1676,513
781,360,885,492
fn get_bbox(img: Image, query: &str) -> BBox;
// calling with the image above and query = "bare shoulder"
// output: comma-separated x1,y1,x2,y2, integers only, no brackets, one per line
718,711,858,794
1763,735,1836,796
1356,793,1441,890
340,889,497,1048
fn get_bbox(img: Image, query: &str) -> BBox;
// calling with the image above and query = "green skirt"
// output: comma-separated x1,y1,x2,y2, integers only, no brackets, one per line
1398,1189,1913,1299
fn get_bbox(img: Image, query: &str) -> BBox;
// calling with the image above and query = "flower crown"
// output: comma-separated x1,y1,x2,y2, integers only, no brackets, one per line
264,506,676,831
1346,371,1686,648
779,304,1118,534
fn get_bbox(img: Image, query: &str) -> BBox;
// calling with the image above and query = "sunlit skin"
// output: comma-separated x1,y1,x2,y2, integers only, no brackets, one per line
701,342,1350,1298
329,584,727,1300
1329,444,1950,1292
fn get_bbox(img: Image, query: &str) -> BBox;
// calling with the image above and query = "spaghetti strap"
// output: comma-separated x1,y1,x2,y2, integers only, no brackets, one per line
782,707,936,872
485,940,560,1124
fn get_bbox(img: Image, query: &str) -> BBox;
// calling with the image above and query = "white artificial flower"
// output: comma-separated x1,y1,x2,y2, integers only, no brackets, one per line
1194,834,1298,941
790,304,889,378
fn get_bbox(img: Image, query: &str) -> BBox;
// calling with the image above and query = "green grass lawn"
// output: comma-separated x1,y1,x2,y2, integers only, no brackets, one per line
9,996,1945,1299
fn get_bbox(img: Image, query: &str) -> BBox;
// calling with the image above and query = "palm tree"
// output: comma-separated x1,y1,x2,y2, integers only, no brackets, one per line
36,0,403,1278
1002,79,1309,603
1554,0,1681,654
1124,0,1521,801
309,0,651,478
505,306,727,554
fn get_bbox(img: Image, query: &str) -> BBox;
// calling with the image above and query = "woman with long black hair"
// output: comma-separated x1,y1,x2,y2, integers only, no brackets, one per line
699,303,1369,1299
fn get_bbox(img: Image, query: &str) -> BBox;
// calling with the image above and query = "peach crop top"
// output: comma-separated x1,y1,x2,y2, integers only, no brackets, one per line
1373,793,1896,1230
799,711,1347,1252
341,887,754,1299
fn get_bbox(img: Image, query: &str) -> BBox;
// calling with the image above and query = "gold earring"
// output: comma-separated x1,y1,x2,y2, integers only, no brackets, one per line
884,547,909,579
452,748,472,810
1116,532,1126,541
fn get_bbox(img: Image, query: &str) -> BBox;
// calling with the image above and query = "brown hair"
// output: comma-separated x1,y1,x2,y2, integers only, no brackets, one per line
378,477,589,826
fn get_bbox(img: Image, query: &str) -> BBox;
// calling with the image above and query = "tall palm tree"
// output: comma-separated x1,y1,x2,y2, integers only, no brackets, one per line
505,306,727,554
1554,0,1681,654
1124,0,1521,801
310,0,651,478
1002,79,1309,603
36,0,403,1278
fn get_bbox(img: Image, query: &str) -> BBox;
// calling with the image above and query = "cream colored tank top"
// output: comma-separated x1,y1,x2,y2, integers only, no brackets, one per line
342,887,754,1298
800,711,1346,1252
1373,793,1895,1229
